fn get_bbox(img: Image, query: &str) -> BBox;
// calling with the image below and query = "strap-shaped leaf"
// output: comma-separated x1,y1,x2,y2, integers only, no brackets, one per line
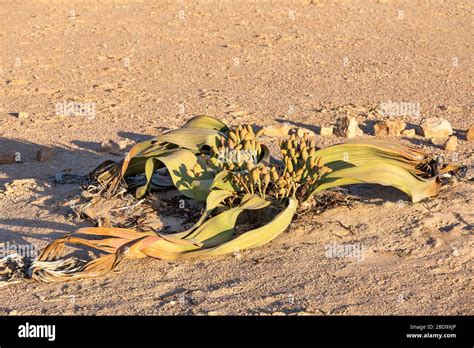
182,115,230,133
154,127,222,151
179,198,297,258
314,161,440,202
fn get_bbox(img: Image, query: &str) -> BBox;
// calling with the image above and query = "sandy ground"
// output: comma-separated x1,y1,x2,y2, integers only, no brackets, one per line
0,0,473,315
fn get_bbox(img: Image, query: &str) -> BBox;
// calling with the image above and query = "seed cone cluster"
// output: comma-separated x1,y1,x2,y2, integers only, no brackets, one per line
209,124,263,171
232,132,332,202
278,132,332,200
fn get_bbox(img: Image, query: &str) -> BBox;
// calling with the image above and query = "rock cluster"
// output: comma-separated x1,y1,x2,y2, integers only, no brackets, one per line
249,108,472,156
420,117,453,138
334,116,364,139
374,120,406,136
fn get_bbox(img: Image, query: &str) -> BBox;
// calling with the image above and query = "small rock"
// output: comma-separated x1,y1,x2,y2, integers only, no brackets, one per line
320,126,334,136
420,118,453,138
297,311,316,316
401,129,416,137
334,116,363,138
18,112,28,120
100,140,128,154
443,136,458,151
260,123,295,137
7,79,29,86
0,152,20,164
373,122,388,136
36,147,56,161
296,127,315,138
374,120,406,136
226,103,239,110
229,110,250,117
447,105,462,113
155,126,170,134
466,125,474,141
3,179,38,195
272,311,286,316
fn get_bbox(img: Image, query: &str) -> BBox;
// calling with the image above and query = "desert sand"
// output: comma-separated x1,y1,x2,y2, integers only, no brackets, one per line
0,0,472,315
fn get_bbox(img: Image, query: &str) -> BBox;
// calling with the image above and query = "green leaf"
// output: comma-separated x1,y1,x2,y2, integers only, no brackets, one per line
181,197,297,258
182,115,230,133
314,161,440,202
179,189,234,236
135,149,196,198
154,127,223,151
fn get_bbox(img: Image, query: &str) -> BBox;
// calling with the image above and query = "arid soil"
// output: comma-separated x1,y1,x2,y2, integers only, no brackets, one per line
0,0,472,315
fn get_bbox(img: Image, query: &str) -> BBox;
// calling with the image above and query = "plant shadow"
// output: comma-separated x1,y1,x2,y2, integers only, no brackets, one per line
0,137,115,250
